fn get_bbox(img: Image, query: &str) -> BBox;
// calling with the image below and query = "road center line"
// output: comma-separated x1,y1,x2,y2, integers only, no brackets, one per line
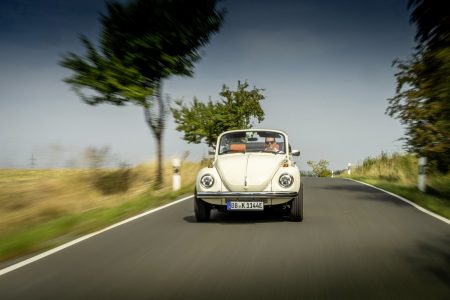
0,195,194,277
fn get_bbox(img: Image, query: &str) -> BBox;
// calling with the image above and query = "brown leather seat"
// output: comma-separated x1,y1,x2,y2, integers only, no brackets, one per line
230,143,246,153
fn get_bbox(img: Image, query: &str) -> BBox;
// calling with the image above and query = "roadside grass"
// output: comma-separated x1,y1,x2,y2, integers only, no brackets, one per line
340,153,450,220
0,161,200,263
346,176,450,219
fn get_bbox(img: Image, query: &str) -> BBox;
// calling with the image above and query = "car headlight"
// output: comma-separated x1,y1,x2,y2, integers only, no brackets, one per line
279,173,293,188
200,174,215,188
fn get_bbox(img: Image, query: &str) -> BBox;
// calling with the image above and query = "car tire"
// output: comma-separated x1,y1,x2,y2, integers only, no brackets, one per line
290,183,303,222
194,190,211,222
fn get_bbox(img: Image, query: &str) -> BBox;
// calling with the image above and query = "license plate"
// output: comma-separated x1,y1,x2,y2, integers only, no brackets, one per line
226,200,264,211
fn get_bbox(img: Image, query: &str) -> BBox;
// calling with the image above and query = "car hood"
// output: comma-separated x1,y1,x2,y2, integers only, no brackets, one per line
215,153,285,192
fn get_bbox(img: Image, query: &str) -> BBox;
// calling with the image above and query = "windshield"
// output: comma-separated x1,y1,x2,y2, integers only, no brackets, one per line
218,131,286,155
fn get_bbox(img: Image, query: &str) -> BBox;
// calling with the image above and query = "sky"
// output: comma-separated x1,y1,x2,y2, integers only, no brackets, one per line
0,0,416,171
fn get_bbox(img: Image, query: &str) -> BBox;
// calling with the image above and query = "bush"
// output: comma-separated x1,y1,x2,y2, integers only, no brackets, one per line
307,159,332,177
94,168,132,195
319,170,332,177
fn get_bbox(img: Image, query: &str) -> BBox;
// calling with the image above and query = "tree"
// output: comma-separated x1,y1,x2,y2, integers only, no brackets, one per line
307,160,331,177
83,146,110,169
408,0,450,51
387,0,450,173
171,80,265,148
60,0,224,186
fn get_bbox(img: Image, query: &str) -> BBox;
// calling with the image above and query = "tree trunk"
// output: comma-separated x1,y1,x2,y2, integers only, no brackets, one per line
155,132,163,187
143,80,167,188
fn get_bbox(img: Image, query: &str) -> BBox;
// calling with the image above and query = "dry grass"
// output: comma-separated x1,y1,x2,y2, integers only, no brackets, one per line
350,152,418,185
0,161,201,235
349,152,450,197
341,152,450,218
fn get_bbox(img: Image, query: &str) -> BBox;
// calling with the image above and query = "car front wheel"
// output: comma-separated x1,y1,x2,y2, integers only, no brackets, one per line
290,183,303,222
194,190,211,222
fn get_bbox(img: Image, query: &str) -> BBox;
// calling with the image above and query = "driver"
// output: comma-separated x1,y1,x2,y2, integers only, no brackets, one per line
264,137,279,152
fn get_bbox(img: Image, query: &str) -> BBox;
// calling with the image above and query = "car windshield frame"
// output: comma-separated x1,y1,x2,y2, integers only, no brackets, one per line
217,130,287,155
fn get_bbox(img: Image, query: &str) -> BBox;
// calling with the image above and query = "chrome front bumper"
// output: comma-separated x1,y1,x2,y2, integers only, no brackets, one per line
196,191,298,199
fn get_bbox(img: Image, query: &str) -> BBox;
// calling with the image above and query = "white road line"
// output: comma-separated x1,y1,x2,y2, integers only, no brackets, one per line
0,195,194,277
348,179,450,225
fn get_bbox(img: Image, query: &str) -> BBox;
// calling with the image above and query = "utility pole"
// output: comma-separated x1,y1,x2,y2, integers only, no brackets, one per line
30,153,36,169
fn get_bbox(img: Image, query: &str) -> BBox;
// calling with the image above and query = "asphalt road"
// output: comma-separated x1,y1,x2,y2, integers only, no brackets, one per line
0,178,449,299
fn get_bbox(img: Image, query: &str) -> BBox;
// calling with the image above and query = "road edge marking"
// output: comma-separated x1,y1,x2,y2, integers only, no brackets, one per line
0,194,194,277
347,178,450,225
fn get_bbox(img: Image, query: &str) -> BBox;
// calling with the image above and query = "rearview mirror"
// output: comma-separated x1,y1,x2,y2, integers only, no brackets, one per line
208,150,215,155
292,150,300,156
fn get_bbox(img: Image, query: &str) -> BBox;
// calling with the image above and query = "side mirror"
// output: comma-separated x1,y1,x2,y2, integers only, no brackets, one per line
292,149,300,157
208,150,215,155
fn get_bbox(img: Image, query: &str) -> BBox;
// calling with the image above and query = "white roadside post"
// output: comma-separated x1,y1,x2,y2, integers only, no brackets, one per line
172,158,181,192
347,163,351,175
418,157,427,192
331,170,334,178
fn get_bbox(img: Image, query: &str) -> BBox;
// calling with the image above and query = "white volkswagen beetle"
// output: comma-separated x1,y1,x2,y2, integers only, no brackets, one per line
195,129,303,222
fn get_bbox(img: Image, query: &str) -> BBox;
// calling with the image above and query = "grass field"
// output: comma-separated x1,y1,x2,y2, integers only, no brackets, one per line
341,153,450,219
0,161,201,263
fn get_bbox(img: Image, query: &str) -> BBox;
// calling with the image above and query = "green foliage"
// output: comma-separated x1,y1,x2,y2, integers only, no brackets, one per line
60,0,225,186
94,168,132,195
307,160,331,177
387,0,450,173
348,177,450,219
100,0,225,81
426,173,450,200
60,0,225,106
408,0,449,51
60,37,153,107
300,170,315,177
349,152,450,196
0,182,196,262
343,151,450,218
0,162,201,262
387,50,450,172
171,80,265,147
352,152,418,184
